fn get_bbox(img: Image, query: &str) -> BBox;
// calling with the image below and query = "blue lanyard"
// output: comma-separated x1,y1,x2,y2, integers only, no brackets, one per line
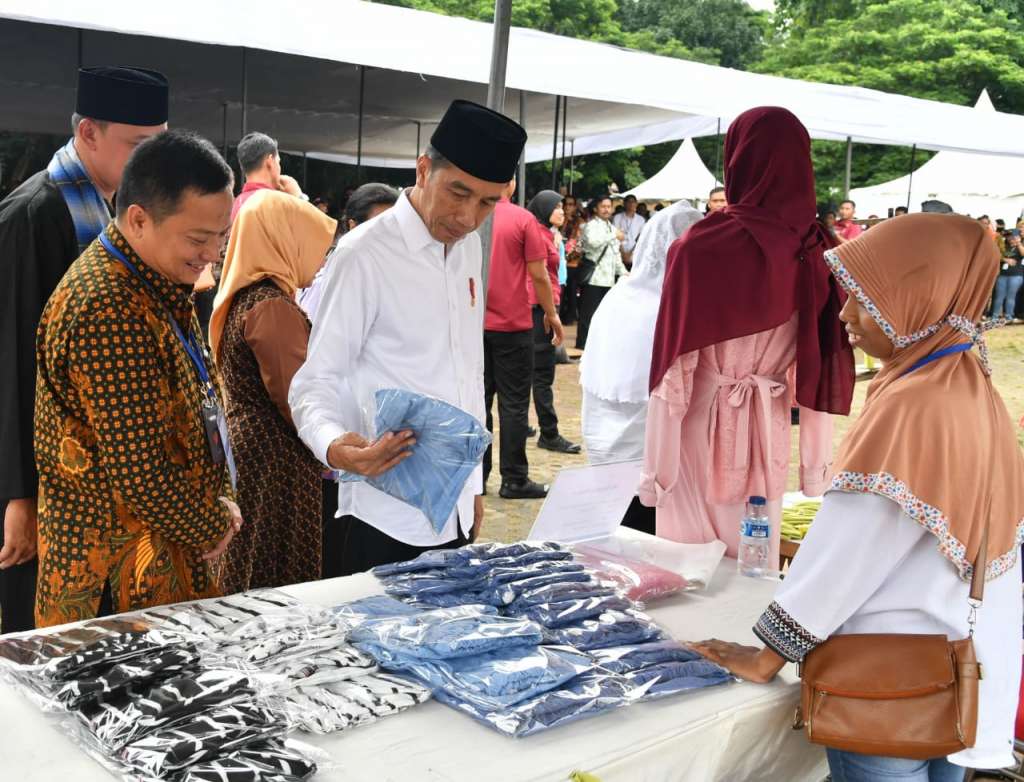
99,234,216,401
901,343,972,377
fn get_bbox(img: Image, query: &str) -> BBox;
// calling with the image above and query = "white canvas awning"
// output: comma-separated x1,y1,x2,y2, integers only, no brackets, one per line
621,139,720,203
850,91,1024,219
2,0,1024,167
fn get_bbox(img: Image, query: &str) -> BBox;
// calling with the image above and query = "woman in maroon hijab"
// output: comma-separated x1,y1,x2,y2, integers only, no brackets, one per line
637,107,854,566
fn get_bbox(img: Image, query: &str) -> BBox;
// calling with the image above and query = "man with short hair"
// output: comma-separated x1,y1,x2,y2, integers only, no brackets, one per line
834,199,864,243
612,194,646,267
894,206,909,217
232,132,282,220
34,130,242,626
484,179,565,499
706,186,727,213
0,66,168,633
290,100,527,574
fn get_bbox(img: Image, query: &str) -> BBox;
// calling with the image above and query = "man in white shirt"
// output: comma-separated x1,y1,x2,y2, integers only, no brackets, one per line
611,194,645,267
289,100,527,574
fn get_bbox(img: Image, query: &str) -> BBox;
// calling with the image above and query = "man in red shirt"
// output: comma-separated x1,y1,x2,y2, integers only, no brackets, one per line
231,132,282,221
834,199,864,243
484,180,564,499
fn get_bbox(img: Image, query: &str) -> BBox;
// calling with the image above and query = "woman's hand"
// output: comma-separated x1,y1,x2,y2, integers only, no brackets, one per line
690,640,786,683
203,498,244,562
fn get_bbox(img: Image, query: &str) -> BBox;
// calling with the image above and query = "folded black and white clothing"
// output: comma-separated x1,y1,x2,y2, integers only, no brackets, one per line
176,738,318,782
144,591,303,640
268,645,377,687
285,673,430,734
120,703,285,778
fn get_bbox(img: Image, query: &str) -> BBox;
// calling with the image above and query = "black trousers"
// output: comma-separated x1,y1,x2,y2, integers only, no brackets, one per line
337,515,469,576
531,306,559,440
0,501,37,634
560,269,580,325
483,329,534,485
576,284,609,350
321,478,344,579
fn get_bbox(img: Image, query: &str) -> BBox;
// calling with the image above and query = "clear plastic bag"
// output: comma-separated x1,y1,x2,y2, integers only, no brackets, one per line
340,388,491,533
175,737,326,782
572,543,689,601
589,640,702,674
349,605,542,662
578,535,727,592
513,595,635,628
543,609,665,651
280,673,431,734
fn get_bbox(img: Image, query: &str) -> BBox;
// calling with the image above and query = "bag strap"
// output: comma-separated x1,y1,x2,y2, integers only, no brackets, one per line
969,525,988,603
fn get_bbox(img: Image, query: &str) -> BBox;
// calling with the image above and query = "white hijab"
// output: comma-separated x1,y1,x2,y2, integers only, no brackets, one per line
580,200,702,403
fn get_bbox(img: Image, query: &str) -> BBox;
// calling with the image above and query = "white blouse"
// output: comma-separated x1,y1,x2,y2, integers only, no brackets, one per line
755,490,1021,769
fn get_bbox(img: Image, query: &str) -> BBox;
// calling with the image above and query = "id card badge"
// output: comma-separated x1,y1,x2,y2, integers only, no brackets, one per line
201,399,237,490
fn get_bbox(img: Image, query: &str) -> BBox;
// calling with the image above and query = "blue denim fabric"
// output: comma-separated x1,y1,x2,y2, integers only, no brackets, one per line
330,596,421,625
516,596,635,628
365,644,593,711
544,611,664,651
826,749,966,782
433,670,634,737
590,641,701,674
509,581,618,610
383,573,490,597
349,606,542,661
624,659,732,698
408,586,516,609
372,549,467,577
340,389,492,533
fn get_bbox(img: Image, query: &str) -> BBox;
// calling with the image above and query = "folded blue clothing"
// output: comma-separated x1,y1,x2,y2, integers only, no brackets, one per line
372,548,468,577
383,573,490,597
368,644,594,711
330,596,422,626
509,581,618,611
349,606,542,661
409,585,515,609
590,641,701,674
461,541,568,561
544,610,664,651
486,561,588,586
434,670,636,738
340,389,491,534
624,659,733,698
516,596,634,628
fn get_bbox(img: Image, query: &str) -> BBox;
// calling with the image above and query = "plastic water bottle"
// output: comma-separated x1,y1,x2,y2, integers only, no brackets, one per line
738,496,771,577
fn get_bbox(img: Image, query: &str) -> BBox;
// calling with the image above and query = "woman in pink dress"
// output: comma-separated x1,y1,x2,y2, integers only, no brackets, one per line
639,107,855,566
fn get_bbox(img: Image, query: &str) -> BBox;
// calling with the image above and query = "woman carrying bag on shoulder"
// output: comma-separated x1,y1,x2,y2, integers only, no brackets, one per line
695,213,1024,782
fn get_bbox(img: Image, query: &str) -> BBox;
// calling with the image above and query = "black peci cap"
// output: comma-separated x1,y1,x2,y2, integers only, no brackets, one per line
76,66,169,126
429,99,527,183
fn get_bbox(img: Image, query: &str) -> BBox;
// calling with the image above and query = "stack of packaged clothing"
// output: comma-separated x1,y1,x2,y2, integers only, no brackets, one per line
343,547,734,739
0,589,433,780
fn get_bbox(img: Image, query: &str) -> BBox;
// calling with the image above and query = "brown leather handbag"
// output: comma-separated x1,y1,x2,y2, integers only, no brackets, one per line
796,532,987,759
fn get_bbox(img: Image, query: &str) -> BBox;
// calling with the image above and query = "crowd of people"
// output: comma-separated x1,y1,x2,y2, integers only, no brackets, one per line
0,64,1022,782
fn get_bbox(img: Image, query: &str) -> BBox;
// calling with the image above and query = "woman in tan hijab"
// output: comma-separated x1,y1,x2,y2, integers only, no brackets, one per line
694,213,1024,781
210,190,336,593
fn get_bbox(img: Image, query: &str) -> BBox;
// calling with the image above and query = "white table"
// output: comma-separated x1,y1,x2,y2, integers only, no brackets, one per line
0,567,828,782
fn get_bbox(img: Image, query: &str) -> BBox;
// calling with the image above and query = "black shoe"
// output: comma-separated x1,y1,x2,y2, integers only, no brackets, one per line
537,434,582,454
527,426,538,438
499,479,549,499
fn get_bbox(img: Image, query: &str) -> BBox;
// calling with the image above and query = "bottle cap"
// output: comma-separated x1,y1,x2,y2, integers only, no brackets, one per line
749,496,767,506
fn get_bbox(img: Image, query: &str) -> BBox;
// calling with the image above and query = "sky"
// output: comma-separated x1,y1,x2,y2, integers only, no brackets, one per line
747,0,776,10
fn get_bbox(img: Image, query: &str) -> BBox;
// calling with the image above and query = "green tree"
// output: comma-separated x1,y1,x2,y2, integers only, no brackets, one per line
618,0,769,70
759,0,1024,200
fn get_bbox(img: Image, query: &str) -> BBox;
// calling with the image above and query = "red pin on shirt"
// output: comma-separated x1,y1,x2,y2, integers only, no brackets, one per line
469,278,476,308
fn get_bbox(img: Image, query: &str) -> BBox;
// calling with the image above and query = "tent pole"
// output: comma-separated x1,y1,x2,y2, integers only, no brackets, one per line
356,66,366,185
221,102,229,158
480,0,513,308
570,140,575,195
241,48,248,138
518,91,527,207
715,118,722,181
77,29,83,67
415,121,422,157
906,144,917,211
560,97,568,191
302,152,308,192
844,137,853,199
551,96,561,190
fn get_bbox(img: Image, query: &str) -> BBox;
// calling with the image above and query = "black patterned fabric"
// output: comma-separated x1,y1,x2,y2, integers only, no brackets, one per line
753,600,826,663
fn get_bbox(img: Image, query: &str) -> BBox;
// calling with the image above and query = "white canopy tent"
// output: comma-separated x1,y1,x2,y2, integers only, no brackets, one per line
850,91,1024,220
2,0,1024,171
621,139,720,203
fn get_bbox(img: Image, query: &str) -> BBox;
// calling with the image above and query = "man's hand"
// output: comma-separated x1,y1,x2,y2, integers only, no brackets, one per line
615,229,625,242
203,497,243,562
279,175,304,199
0,497,38,569
471,495,485,542
327,431,415,476
543,311,565,348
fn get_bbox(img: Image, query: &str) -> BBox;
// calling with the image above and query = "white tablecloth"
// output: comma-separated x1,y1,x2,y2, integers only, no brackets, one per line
0,567,827,782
